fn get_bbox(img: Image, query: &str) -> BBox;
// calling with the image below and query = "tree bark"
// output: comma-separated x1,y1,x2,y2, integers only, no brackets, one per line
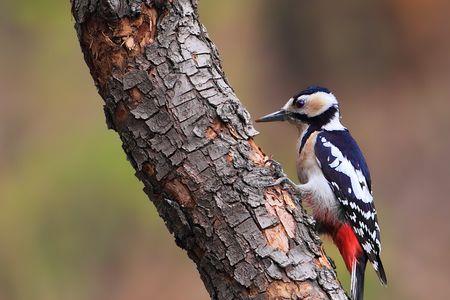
70,0,348,299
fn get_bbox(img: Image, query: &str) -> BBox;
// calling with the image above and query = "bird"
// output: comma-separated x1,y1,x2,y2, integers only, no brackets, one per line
256,86,387,300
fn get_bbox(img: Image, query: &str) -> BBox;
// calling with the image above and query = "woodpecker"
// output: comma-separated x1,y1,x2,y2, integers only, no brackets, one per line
256,86,387,300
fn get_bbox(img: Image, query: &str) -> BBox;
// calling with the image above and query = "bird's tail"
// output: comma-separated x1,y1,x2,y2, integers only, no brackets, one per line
371,254,388,286
350,255,367,300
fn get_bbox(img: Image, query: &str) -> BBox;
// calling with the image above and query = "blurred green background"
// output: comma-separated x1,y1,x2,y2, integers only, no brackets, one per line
1,0,449,299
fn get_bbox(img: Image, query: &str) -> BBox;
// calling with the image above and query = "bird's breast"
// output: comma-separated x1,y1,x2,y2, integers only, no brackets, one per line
296,131,342,225
296,131,320,183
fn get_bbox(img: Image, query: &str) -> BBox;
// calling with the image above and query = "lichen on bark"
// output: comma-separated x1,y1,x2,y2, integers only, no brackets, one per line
71,0,349,299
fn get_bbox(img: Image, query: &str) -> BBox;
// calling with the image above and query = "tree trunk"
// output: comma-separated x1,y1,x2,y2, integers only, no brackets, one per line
70,0,348,299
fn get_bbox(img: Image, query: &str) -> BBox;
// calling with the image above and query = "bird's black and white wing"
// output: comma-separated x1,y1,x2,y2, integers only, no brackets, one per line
315,130,386,283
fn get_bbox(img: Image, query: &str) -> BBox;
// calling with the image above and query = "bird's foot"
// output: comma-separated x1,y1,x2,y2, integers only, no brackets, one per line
266,176,291,187
265,158,285,178
267,176,303,198
264,159,303,199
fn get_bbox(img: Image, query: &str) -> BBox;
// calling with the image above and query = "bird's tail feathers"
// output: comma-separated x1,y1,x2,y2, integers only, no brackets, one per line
371,254,387,286
351,255,367,300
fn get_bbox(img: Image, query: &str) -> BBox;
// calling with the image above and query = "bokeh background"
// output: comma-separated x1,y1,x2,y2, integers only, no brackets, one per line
1,0,450,299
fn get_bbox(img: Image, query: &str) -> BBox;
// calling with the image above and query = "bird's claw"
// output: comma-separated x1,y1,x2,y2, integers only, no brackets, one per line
267,176,303,198
267,176,289,187
265,158,285,178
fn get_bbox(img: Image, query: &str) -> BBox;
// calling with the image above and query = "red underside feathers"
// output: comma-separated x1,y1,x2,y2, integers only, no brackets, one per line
332,223,363,271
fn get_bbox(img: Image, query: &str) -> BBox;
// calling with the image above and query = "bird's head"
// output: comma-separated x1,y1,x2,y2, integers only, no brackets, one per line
256,86,341,129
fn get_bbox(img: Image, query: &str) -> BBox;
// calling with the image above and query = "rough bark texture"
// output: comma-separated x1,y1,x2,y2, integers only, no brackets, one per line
71,0,348,299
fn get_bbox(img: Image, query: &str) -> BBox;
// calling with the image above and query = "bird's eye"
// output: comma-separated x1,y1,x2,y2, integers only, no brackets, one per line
294,98,306,108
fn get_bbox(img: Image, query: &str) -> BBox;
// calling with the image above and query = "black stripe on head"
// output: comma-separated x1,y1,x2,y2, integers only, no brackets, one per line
291,105,338,128
294,86,331,98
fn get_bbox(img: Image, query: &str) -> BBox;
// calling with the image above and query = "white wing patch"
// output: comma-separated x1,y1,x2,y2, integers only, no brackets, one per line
321,137,373,204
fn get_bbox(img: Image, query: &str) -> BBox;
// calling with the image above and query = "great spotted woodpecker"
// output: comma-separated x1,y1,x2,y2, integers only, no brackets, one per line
256,86,387,300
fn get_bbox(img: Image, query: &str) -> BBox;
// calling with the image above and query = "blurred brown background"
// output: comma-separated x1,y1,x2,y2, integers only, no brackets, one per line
1,0,450,299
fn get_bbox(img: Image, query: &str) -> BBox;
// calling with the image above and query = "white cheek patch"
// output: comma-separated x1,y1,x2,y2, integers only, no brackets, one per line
305,92,338,117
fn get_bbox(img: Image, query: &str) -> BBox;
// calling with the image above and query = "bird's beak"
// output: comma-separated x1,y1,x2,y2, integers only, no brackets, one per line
255,110,287,123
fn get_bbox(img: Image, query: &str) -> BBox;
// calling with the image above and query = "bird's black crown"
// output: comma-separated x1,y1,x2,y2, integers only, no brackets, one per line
294,86,331,98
